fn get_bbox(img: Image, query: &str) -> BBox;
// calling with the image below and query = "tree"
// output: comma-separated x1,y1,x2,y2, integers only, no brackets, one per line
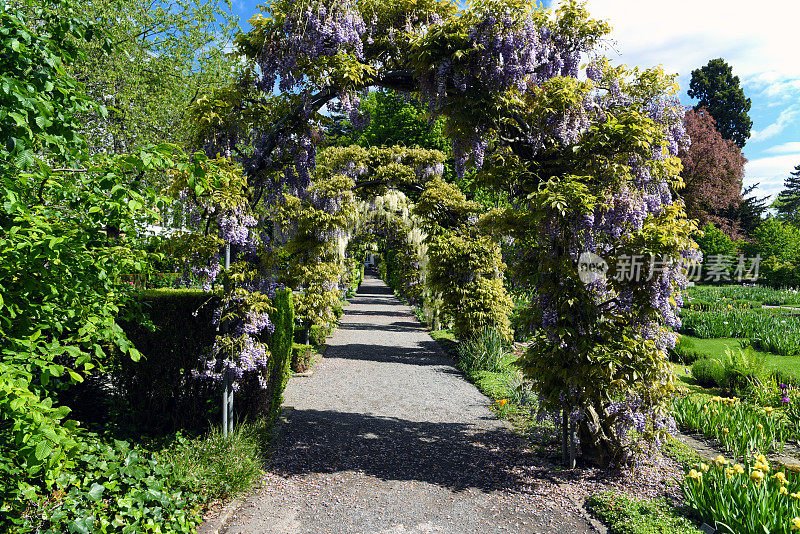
678,108,746,238
69,0,238,155
687,58,752,148
774,164,800,224
193,0,696,467
717,183,769,237
695,223,738,259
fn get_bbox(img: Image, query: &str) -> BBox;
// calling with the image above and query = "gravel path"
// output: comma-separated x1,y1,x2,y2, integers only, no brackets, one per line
221,275,596,534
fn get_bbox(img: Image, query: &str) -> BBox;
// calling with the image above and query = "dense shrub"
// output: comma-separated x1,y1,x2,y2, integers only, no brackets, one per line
291,343,314,373
716,347,767,397
691,358,724,387
668,337,702,364
115,290,220,433
116,288,295,433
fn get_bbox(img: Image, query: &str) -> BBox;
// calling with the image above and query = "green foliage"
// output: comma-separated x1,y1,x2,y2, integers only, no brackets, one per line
688,58,752,148
265,289,294,424
685,285,800,306
70,0,238,156
691,358,724,388
680,308,800,356
291,343,315,373
746,218,800,262
157,420,266,503
0,361,82,513
353,90,450,152
681,455,800,534
774,164,800,224
587,490,703,534
716,347,768,398
426,232,513,341
7,434,202,533
673,394,789,459
695,222,738,259
669,337,702,364
456,328,508,376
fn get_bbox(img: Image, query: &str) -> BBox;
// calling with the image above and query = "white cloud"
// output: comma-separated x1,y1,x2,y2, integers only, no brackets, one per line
749,107,800,143
765,142,800,155
567,0,800,85
744,153,800,199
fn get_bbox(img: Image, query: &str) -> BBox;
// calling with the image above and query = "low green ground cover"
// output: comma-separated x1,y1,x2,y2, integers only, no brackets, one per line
587,490,703,534
676,336,800,384
680,309,800,356
685,286,800,307
14,423,267,533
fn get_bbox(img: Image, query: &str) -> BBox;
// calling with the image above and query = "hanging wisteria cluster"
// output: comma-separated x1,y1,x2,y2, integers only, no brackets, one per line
255,0,366,94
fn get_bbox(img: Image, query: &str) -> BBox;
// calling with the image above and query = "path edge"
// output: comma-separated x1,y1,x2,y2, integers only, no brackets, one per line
196,406,294,534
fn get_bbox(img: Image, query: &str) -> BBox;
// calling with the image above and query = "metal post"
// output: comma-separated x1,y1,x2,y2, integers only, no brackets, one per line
562,409,569,467
222,244,232,437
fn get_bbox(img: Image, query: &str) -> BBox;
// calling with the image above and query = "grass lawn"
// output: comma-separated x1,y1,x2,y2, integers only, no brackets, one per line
679,335,800,380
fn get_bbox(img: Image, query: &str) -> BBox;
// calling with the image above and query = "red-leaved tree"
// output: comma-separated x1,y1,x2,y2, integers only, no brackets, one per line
679,107,747,238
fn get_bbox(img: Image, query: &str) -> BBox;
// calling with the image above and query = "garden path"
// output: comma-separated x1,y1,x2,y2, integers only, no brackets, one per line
220,274,596,534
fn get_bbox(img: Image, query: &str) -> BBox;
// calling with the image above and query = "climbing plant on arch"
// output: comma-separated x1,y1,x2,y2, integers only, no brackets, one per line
188,0,697,467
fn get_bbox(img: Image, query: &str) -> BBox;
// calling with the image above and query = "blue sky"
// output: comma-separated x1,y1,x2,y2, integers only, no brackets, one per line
228,0,800,202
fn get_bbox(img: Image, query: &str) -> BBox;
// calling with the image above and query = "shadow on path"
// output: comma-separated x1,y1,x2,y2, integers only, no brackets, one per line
272,408,549,495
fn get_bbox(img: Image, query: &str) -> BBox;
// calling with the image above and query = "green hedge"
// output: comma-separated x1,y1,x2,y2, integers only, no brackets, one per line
115,288,294,433
236,289,294,426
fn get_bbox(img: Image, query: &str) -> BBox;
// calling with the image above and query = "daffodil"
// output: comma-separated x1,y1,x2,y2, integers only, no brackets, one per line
699,462,710,473
733,463,745,475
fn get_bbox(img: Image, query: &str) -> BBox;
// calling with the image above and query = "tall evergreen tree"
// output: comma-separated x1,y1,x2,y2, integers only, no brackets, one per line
716,183,769,237
774,164,800,223
688,58,752,148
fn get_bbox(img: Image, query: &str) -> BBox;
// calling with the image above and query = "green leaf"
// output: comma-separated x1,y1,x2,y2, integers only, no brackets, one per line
34,440,52,461
87,482,105,501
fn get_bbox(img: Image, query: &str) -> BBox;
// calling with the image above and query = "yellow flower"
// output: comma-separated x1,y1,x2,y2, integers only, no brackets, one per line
713,455,729,468
780,486,789,495
774,472,789,485
750,470,765,485
756,454,768,464
700,462,710,473
722,427,729,435
733,463,745,475
687,469,702,482
725,467,734,479
764,406,774,413
755,461,771,473
791,492,800,500
498,399,508,406
791,517,800,530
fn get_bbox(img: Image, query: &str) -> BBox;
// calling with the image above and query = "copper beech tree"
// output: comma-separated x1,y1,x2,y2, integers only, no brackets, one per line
679,108,747,238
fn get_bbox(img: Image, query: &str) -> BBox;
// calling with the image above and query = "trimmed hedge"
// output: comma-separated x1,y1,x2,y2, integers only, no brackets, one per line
115,288,294,433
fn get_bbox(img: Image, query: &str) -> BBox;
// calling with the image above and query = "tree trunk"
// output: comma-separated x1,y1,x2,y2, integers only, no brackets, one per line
576,403,625,468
